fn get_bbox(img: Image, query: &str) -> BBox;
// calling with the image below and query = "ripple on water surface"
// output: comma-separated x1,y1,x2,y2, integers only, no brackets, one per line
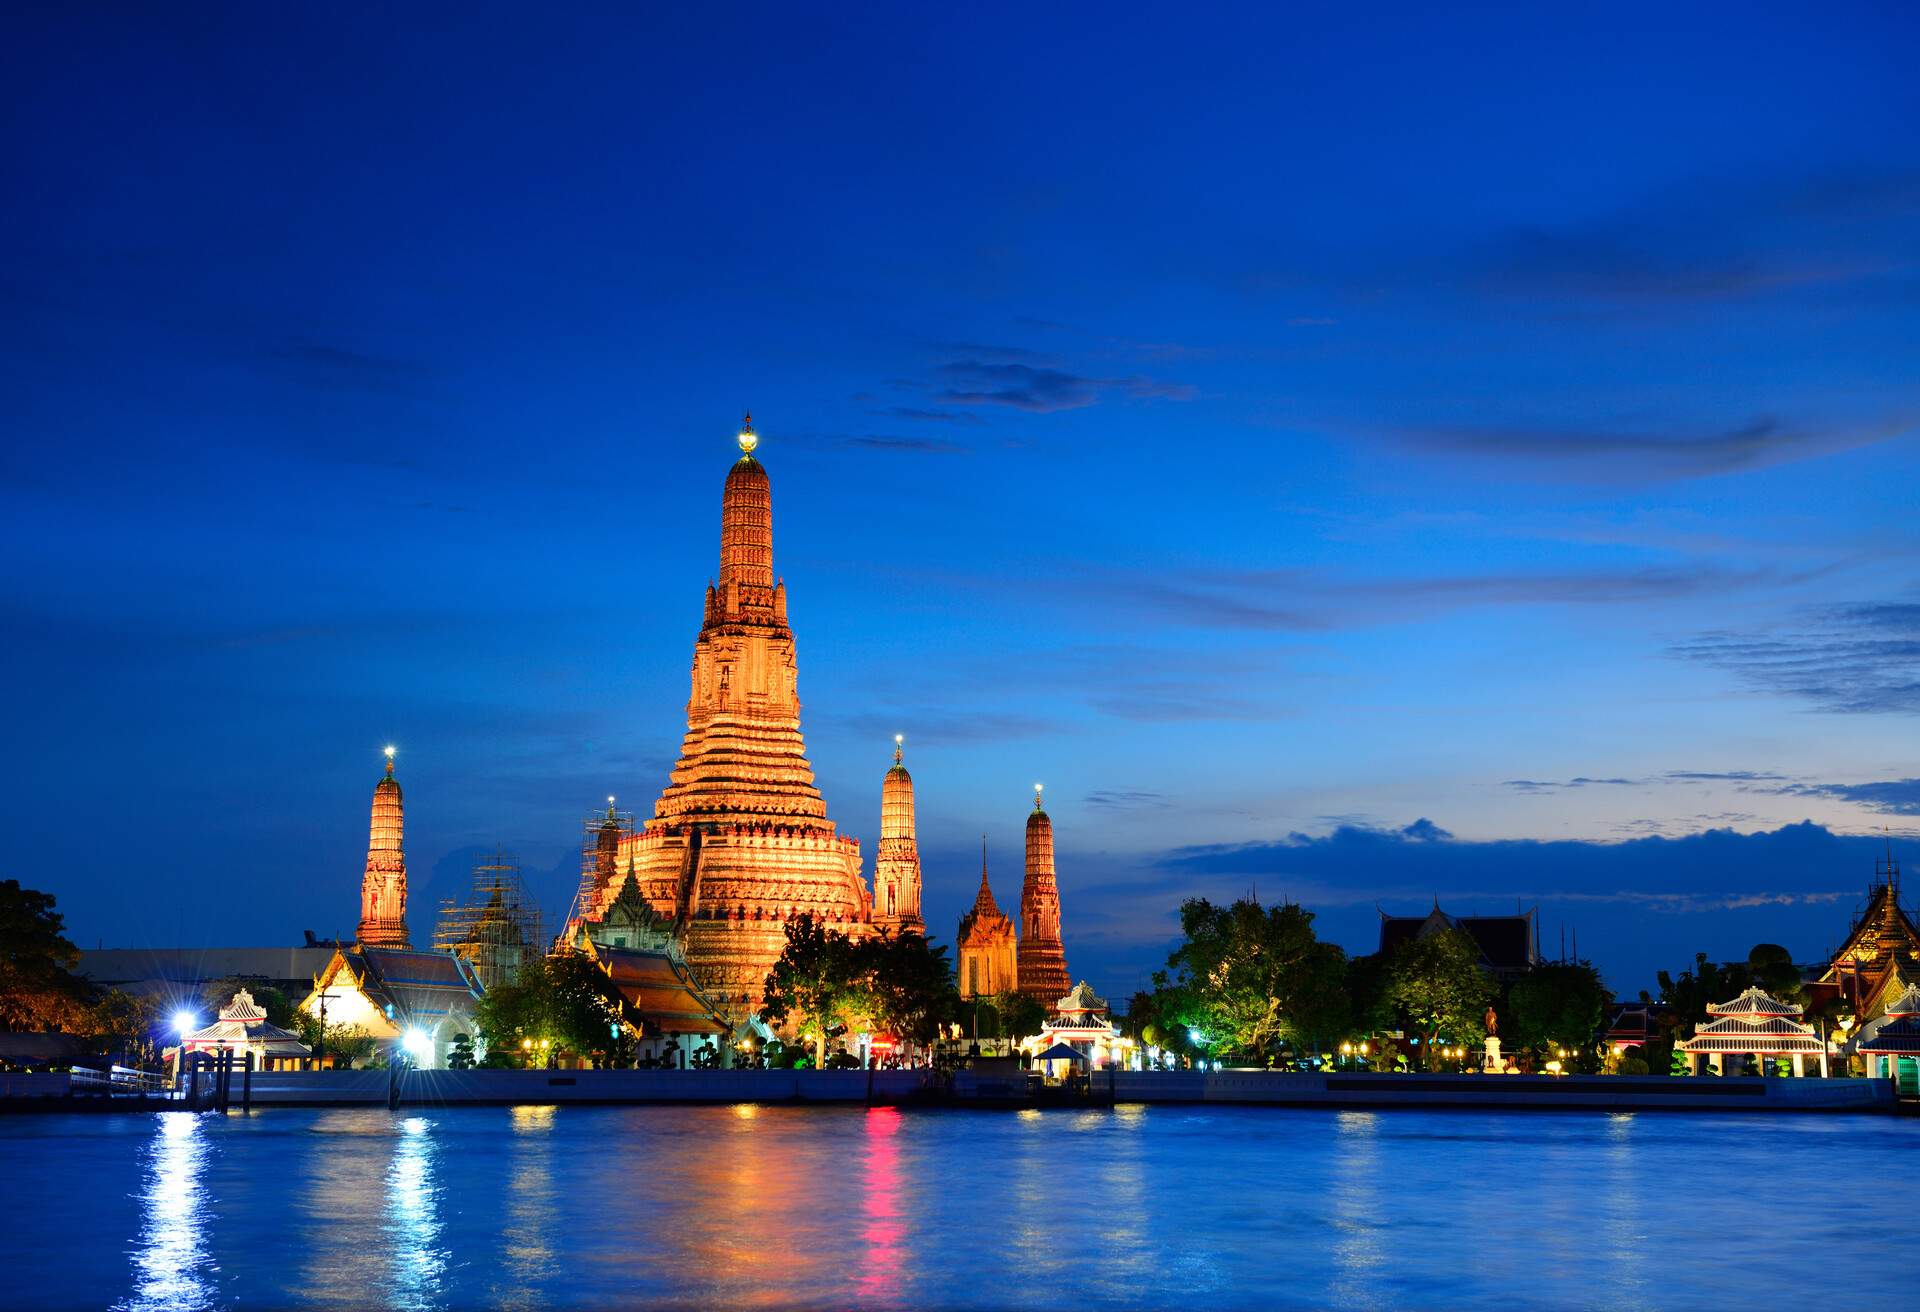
2,1104,1915,1310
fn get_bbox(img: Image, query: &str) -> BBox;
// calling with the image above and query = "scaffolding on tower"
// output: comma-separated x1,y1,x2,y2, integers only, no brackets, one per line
431,852,546,992
560,801,635,950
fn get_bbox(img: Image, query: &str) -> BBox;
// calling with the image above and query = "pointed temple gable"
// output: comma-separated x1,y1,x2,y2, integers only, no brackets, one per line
1816,851,1920,1021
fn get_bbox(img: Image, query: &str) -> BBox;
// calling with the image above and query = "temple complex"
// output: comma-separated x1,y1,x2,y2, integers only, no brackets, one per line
1855,982,1920,1090
1017,785,1071,1000
299,944,484,1068
957,839,1018,999
591,418,872,1019
873,736,924,934
1809,851,1919,1022
356,747,410,948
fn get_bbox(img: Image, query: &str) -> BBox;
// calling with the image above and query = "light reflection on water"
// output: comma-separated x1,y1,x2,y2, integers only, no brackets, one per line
117,1112,216,1312
5,1104,1910,1311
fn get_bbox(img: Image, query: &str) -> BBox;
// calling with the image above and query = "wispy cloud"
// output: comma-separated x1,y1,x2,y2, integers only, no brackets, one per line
872,406,985,426
1086,790,1170,812
270,339,432,394
1387,414,1914,483
935,360,1194,413
1754,777,1920,817
1504,777,1639,793
844,435,970,455
1672,601,1920,714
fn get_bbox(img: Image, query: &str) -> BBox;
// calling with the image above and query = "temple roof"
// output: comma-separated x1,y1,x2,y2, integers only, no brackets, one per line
313,946,483,1028
1378,904,1538,974
586,941,729,1036
181,990,312,1056
1055,981,1108,1014
1706,986,1802,1017
1857,1014,1920,1054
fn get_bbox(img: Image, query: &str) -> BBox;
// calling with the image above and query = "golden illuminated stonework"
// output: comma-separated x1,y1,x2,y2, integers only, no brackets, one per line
1016,784,1071,1000
957,839,1017,998
873,736,925,934
356,748,411,948
592,417,871,1018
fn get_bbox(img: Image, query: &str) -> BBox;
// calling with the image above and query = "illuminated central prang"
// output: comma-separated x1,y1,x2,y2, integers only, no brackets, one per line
591,416,871,1017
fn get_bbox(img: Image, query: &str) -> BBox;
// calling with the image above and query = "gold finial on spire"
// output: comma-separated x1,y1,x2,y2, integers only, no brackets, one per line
607,794,617,819
893,732,904,766
1034,782,1044,810
737,411,758,455
384,745,395,776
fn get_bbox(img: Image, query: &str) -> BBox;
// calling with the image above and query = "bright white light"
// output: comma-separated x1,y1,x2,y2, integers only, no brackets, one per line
1188,1028,1203,1046
894,733,903,744
403,1029,434,1062
172,1010,197,1036
384,745,395,758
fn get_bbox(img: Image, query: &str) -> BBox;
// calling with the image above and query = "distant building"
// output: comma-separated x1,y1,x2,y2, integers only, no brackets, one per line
78,942,340,1008
1025,981,1132,1071
1377,902,1541,981
957,840,1017,1000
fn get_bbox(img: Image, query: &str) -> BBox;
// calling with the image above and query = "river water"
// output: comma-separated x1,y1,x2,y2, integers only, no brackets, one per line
4,1104,1913,1309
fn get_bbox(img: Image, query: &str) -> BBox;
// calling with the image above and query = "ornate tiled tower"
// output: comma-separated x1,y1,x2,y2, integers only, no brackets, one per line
1017,784,1070,1000
357,747,410,948
957,838,1017,999
606,416,870,1018
873,735,925,934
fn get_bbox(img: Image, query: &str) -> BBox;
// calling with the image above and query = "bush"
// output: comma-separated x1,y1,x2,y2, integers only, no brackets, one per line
1619,1056,1650,1076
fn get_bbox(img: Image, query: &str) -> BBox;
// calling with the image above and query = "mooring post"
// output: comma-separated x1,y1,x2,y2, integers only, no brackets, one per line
387,1059,400,1110
242,1051,253,1114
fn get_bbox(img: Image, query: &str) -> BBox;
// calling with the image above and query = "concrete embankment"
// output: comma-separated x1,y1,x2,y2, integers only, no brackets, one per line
4,1067,1901,1112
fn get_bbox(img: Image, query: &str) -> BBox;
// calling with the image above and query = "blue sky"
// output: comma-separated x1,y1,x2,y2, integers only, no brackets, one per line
3,4,1918,995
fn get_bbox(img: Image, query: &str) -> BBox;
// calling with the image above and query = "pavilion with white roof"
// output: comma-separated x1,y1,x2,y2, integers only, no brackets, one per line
1676,986,1828,1077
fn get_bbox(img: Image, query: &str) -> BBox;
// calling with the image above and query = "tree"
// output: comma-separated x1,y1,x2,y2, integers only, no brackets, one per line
1746,943,1803,1005
1160,898,1352,1065
1652,952,1752,1056
446,1033,475,1070
474,951,624,1066
87,989,158,1061
0,879,92,1032
760,914,865,1067
1506,962,1612,1063
1382,928,1495,1070
991,989,1048,1042
856,930,959,1051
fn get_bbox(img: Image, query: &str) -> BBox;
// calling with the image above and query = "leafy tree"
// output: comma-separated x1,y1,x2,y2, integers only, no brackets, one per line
991,989,1048,1041
1653,952,1752,1054
446,1033,475,1070
856,930,959,1049
1383,928,1495,1070
0,879,92,1031
1506,962,1612,1060
1746,943,1804,1005
760,914,865,1067
474,951,624,1066
87,989,158,1061
1161,898,1352,1065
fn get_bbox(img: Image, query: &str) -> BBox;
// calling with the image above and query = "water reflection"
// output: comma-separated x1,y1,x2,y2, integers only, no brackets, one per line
857,1108,906,1304
385,1116,447,1310
1328,1111,1383,1308
495,1106,557,1309
119,1112,217,1312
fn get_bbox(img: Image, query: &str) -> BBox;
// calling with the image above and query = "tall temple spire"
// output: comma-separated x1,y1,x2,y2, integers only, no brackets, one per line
596,416,869,1019
957,831,1016,998
874,734,924,933
357,746,410,948
1017,781,1070,999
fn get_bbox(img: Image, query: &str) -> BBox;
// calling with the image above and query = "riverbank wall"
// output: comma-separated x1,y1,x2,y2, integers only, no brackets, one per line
4,1067,1901,1112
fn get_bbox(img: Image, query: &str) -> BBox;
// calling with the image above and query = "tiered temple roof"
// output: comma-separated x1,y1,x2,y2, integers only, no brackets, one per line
1857,983,1920,1058
957,839,1017,999
1678,987,1824,1055
873,736,924,934
1815,854,1919,1021
178,989,312,1065
1378,903,1540,980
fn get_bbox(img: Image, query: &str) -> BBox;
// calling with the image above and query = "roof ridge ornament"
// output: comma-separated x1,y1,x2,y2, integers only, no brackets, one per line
737,411,758,455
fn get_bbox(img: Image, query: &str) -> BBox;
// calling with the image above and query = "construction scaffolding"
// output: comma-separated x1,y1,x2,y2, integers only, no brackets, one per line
432,852,546,992
560,800,635,949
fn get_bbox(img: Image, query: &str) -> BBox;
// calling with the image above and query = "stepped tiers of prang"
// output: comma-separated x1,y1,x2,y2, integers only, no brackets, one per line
580,417,939,1018
357,747,410,948
1017,785,1071,999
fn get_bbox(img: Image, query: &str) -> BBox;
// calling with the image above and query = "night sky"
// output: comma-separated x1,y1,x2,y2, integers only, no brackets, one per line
5,5,1918,996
